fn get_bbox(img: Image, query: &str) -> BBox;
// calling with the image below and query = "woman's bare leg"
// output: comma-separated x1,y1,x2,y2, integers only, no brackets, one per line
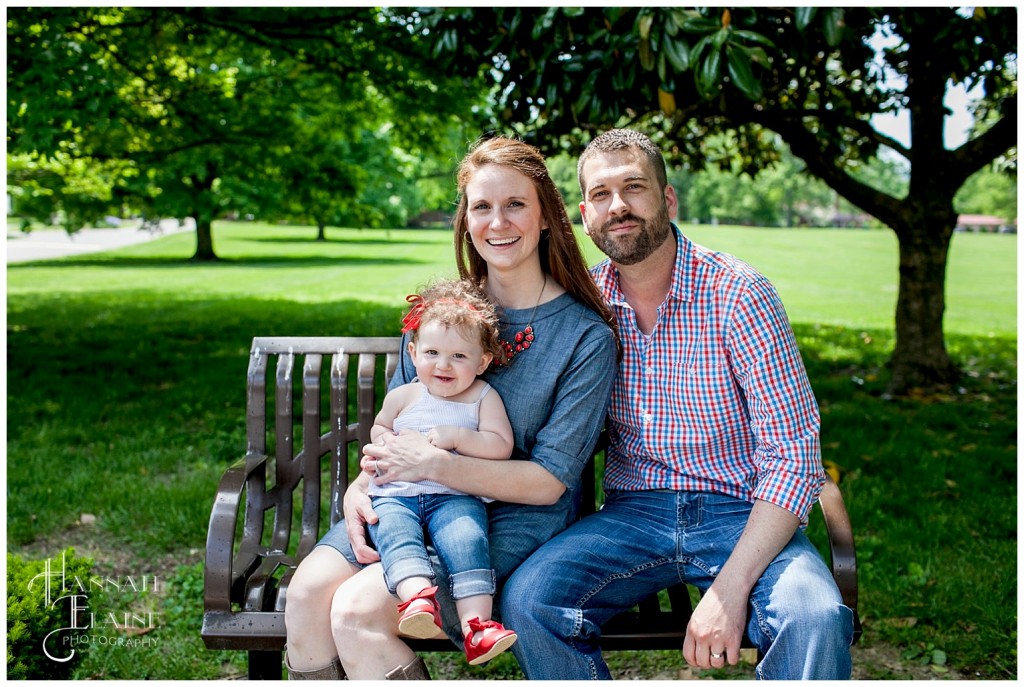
332,563,435,679
284,546,359,670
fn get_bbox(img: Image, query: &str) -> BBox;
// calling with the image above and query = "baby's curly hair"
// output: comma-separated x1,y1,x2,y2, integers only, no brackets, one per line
402,279,505,363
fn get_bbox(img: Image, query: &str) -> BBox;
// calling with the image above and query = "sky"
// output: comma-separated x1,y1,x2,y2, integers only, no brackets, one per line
866,20,982,153
871,82,982,152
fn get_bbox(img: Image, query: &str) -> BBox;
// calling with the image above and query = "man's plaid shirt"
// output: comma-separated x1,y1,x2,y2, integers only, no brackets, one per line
591,226,824,523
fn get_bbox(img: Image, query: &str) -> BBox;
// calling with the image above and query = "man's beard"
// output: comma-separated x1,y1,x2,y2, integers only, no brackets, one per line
590,202,672,266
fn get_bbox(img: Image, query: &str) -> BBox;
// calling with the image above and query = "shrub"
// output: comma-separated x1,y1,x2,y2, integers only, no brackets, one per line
7,548,95,680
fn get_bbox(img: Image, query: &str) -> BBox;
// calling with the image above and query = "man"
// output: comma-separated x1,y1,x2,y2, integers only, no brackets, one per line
501,129,854,679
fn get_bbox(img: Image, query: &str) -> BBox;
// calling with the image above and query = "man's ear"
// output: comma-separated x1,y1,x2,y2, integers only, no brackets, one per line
664,184,679,221
579,201,591,236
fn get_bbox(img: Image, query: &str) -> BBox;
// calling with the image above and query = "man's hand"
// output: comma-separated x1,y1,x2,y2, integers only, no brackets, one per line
682,584,745,669
682,500,799,669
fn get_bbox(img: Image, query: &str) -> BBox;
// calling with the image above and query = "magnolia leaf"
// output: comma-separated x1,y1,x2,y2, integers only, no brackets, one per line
681,16,719,34
746,46,770,66
795,7,817,30
662,36,690,72
639,37,655,71
638,12,654,40
726,45,762,101
664,10,680,37
697,45,722,99
823,7,845,47
730,28,777,49
711,27,730,50
658,87,677,115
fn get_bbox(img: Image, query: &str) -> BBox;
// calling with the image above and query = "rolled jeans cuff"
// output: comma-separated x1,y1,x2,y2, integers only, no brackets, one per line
383,556,435,596
450,568,495,600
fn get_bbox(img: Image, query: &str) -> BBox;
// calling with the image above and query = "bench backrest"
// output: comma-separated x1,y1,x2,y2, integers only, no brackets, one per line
245,336,400,552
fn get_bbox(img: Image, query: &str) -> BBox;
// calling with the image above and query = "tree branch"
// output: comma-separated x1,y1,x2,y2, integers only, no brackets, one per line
749,109,907,228
947,96,1017,185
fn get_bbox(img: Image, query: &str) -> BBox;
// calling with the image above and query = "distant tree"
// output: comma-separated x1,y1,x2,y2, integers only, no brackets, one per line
7,153,132,232
420,6,1017,394
7,7,483,259
955,164,1018,222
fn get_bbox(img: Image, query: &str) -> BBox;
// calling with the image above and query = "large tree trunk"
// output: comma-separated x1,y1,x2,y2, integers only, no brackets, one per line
887,208,959,395
193,213,216,261
317,221,327,241
189,169,218,261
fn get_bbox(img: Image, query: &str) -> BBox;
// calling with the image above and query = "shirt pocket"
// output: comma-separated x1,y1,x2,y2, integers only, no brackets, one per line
662,363,744,449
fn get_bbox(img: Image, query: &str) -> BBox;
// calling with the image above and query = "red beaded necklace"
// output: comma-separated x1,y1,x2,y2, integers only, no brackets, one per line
497,276,547,366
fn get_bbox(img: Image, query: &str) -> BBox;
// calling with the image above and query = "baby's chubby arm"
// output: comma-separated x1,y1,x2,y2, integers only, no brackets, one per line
370,383,416,444
427,390,513,460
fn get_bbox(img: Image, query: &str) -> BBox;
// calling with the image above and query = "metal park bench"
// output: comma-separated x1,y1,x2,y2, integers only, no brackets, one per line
201,336,861,679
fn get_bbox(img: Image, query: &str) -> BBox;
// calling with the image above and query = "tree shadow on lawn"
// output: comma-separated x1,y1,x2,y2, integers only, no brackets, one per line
7,254,432,269
246,233,447,247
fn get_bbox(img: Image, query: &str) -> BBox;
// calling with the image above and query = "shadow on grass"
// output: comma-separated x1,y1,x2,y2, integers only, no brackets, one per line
246,233,448,247
7,254,432,269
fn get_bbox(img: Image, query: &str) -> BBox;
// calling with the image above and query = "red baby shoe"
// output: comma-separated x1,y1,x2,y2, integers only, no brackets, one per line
397,586,442,639
463,616,517,665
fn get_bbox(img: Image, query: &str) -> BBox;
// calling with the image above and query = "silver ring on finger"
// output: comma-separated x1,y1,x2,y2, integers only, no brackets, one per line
710,651,723,659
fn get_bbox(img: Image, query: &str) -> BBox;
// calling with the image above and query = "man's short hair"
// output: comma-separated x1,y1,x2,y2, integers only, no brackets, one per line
577,129,668,194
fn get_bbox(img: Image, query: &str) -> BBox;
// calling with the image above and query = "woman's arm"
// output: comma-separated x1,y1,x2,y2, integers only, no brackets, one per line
364,433,564,504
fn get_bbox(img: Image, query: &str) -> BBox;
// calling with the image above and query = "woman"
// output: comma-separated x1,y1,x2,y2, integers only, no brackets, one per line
283,136,617,679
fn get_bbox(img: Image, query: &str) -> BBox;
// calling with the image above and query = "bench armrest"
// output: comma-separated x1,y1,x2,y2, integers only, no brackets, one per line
817,473,860,638
204,454,269,613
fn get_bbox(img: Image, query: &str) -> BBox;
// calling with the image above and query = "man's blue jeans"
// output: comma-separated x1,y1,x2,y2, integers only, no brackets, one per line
501,490,854,679
369,494,495,600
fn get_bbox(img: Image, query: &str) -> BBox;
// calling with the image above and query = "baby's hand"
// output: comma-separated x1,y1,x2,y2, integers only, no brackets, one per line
426,426,459,451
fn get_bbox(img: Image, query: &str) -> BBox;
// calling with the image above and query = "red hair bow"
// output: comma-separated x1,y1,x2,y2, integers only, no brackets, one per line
401,294,425,333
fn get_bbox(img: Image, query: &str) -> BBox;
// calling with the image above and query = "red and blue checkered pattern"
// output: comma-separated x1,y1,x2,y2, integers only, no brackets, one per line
591,228,825,523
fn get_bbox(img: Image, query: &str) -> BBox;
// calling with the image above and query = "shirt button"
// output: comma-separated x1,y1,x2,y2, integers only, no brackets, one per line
645,366,654,376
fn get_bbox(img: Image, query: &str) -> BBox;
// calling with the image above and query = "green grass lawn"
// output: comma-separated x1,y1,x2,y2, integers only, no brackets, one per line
6,221,1017,679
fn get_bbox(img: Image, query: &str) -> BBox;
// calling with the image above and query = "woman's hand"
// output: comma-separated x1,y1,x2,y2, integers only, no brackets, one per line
361,429,444,484
342,474,381,564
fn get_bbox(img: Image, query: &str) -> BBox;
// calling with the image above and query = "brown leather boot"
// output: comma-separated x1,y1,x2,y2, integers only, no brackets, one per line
384,656,431,680
285,653,346,680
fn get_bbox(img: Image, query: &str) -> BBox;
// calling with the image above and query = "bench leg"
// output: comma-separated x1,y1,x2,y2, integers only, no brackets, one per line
248,650,282,680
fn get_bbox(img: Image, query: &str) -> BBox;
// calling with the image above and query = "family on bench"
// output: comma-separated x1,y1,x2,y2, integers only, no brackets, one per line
202,129,859,680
